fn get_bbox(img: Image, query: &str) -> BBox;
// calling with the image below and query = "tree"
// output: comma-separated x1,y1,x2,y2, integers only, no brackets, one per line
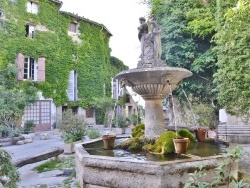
213,0,250,116
0,64,37,129
90,96,115,127
143,0,218,105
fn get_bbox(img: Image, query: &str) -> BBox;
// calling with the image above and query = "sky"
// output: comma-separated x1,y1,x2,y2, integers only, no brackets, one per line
60,0,149,69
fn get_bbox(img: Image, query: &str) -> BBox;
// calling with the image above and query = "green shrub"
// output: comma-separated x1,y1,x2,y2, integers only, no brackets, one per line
23,120,36,133
0,125,10,137
9,129,21,137
57,109,87,143
184,145,250,187
131,114,139,125
87,128,101,139
177,129,196,142
0,149,20,187
115,115,127,128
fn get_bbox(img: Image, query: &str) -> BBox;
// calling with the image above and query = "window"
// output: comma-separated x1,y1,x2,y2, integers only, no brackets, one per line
25,24,35,38
69,22,78,33
126,94,130,103
62,106,78,114
24,57,35,80
26,1,38,14
17,53,45,82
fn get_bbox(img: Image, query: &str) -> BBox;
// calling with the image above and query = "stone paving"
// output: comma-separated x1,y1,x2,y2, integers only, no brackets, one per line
2,129,250,187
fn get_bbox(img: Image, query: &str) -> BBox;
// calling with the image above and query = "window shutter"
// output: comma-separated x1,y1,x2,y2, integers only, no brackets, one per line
26,2,32,13
37,57,45,82
67,70,75,101
17,53,24,80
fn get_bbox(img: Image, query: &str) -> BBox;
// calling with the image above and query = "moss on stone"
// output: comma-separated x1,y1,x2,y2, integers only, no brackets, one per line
151,131,179,154
131,123,145,138
177,128,196,142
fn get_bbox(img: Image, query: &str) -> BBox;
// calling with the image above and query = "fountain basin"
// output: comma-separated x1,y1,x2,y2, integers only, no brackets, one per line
75,139,237,188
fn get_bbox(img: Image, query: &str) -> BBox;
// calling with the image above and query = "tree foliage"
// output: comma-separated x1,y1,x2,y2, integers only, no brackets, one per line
213,0,250,116
0,64,37,128
144,0,217,106
0,149,20,187
144,0,250,116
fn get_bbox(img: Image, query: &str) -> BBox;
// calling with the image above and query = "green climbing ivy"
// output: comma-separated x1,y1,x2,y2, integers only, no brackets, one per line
0,0,127,108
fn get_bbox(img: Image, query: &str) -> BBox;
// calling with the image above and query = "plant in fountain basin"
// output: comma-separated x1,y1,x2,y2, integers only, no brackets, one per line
56,109,86,154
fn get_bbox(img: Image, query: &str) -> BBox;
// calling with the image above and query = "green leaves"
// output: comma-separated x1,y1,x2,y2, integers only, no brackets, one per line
213,1,250,115
184,145,250,187
0,149,20,187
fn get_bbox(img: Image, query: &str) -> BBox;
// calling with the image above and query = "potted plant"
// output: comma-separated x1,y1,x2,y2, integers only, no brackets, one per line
102,134,116,150
173,129,195,154
57,109,86,154
173,137,189,154
115,115,127,135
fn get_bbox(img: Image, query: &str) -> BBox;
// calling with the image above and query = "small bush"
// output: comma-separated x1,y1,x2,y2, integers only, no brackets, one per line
0,125,10,137
177,129,196,142
115,115,127,128
0,149,20,187
87,128,101,139
57,109,87,143
23,120,36,133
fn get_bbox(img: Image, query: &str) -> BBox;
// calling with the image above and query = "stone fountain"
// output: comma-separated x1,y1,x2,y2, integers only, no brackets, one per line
75,16,237,188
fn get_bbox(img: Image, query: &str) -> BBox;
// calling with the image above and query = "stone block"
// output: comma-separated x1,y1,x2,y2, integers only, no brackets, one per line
40,133,50,140
16,140,24,145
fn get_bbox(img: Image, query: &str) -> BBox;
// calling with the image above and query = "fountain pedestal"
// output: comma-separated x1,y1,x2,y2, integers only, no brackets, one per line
144,99,164,139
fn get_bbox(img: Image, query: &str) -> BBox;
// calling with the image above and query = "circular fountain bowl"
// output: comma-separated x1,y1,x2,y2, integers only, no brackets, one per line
115,66,192,99
115,66,193,85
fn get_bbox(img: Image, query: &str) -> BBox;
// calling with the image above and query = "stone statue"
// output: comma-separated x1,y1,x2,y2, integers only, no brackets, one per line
138,17,148,57
137,15,165,68
150,14,162,60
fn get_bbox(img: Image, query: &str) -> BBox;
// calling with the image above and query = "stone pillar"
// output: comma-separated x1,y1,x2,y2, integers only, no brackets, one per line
144,98,164,139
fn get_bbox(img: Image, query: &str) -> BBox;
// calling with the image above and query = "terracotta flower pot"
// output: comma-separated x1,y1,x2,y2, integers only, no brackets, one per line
194,128,207,142
130,124,136,132
173,137,189,154
102,135,116,150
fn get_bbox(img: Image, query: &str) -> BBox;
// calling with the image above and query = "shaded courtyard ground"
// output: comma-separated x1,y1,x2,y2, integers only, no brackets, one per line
2,128,250,187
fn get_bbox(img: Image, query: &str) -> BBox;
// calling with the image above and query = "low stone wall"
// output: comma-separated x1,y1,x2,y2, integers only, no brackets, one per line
75,141,238,188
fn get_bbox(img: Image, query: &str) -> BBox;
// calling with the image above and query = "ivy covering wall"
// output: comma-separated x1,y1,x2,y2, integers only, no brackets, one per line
0,0,127,108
